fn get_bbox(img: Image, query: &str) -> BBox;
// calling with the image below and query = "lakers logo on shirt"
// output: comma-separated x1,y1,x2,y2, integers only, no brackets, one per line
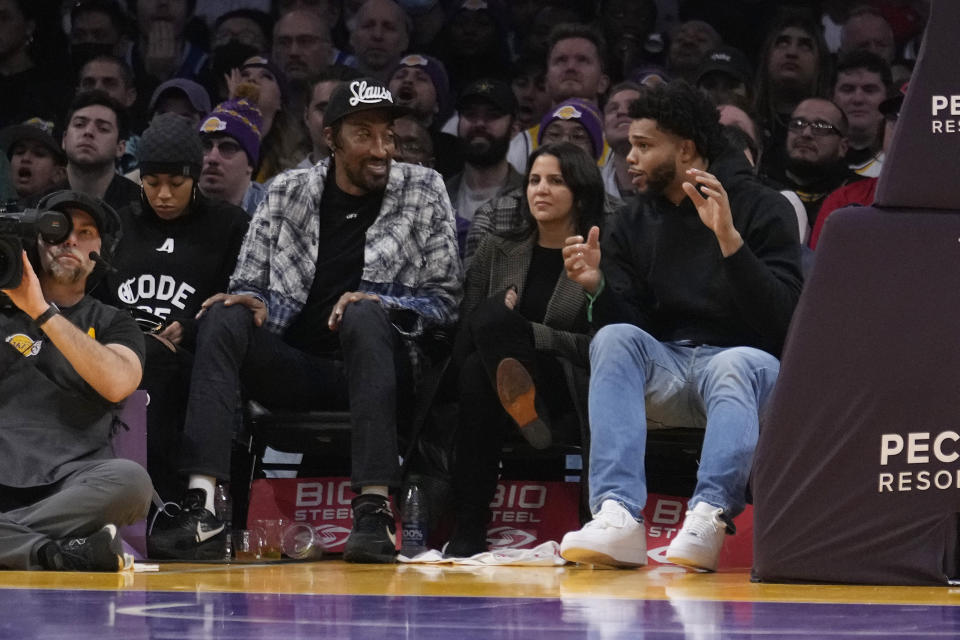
5,333,42,357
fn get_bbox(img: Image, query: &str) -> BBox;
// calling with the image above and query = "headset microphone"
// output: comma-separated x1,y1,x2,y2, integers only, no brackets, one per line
89,251,117,273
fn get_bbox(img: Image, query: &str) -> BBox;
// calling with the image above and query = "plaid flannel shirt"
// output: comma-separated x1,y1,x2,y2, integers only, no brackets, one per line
230,159,462,338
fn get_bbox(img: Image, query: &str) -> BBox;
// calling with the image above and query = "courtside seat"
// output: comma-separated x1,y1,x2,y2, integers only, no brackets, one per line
246,405,353,478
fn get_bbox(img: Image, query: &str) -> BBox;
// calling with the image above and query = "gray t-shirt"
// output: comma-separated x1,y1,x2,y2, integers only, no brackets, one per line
0,295,145,487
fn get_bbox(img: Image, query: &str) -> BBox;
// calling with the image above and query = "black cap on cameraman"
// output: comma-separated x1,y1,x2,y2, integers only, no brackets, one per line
36,190,122,260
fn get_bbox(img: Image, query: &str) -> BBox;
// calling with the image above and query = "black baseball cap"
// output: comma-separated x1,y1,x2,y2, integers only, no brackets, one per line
38,190,120,241
696,46,753,87
0,118,65,164
323,77,409,128
457,78,517,114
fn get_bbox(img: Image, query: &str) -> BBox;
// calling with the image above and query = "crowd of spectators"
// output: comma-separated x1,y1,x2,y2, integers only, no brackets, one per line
0,0,930,571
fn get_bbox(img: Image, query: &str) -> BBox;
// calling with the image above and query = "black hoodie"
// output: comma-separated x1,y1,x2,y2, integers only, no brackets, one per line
93,193,249,351
593,148,803,357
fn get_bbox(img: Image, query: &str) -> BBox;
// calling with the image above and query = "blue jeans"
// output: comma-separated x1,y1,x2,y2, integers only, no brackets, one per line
587,324,780,520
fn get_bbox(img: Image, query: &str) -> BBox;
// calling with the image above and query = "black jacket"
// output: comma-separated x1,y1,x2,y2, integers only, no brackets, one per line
593,149,803,357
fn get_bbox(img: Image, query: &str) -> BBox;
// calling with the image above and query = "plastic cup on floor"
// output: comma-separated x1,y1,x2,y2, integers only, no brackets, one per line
233,529,261,562
282,522,323,560
254,519,284,560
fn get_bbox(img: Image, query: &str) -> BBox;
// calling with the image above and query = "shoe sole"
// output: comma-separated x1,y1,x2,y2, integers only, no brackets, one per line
343,548,397,564
496,358,552,449
665,551,717,572
560,546,646,568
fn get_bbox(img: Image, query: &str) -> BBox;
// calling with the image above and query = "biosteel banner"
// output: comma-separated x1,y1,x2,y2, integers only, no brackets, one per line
247,477,753,567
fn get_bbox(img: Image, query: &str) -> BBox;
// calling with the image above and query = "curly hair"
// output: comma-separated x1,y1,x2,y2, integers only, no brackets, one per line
627,80,727,161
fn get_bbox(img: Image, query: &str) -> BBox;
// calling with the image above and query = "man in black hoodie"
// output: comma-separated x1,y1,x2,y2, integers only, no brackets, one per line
558,81,803,571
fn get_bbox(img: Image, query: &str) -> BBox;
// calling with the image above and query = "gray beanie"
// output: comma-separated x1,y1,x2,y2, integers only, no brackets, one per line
138,113,203,179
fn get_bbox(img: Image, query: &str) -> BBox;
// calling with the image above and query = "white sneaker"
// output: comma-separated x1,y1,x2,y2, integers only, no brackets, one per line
665,502,728,571
560,500,647,567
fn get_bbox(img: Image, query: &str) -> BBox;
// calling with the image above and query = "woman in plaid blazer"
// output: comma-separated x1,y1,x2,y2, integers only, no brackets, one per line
443,142,607,557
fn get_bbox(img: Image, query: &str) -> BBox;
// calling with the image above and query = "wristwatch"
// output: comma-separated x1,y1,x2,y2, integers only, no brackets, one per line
35,303,60,329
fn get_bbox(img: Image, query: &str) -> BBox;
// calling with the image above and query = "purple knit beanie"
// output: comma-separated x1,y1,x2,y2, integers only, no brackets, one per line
198,96,263,167
538,98,605,160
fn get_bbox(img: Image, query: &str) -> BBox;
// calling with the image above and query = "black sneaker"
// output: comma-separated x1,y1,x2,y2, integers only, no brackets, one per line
147,489,226,561
443,525,488,558
343,495,397,564
443,505,490,558
40,524,124,572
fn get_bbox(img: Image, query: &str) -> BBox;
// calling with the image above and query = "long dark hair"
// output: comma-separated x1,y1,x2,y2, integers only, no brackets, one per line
518,142,605,238
753,11,832,134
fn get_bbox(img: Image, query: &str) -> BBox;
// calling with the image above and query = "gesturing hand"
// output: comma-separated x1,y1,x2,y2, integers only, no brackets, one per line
682,168,743,257
224,68,243,99
562,225,602,294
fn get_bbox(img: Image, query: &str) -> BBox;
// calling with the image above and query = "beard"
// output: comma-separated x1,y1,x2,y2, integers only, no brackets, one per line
46,252,88,285
343,158,390,194
460,132,511,168
786,154,842,182
643,158,677,196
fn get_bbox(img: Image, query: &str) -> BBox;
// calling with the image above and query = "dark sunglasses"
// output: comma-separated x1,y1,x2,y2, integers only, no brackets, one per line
201,138,244,158
788,117,842,137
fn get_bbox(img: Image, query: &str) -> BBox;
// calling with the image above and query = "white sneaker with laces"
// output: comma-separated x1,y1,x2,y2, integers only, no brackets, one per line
665,502,728,571
560,499,647,567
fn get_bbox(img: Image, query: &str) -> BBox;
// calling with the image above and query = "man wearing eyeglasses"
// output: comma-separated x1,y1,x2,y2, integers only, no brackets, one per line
764,97,862,236
197,95,265,215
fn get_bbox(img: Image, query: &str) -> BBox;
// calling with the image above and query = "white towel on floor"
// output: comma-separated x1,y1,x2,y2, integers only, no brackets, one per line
398,541,567,566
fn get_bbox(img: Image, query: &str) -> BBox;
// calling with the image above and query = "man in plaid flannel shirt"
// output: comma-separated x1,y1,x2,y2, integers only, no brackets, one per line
149,78,462,564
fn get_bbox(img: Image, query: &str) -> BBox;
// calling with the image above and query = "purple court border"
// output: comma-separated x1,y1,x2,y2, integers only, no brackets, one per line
1,588,959,639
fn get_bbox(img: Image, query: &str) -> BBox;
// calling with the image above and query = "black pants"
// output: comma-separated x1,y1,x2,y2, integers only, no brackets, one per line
451,297,573,519
180,299,412,492
140,338,193,501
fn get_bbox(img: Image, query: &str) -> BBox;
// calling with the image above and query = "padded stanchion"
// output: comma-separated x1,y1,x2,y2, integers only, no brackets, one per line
753,208,960,585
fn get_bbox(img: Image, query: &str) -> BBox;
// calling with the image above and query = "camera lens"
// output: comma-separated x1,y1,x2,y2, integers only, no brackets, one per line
36,211,72,245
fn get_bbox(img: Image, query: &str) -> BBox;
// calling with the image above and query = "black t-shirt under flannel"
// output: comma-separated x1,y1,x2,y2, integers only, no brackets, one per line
283,175,383,356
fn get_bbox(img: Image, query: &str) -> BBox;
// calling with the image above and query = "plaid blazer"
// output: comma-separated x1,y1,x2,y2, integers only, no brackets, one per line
463,232,591,365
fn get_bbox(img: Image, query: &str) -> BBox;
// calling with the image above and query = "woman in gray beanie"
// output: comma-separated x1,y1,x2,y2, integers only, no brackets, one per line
93,112,250,511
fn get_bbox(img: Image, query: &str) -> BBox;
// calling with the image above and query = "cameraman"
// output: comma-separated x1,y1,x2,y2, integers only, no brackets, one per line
0,191,152,571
